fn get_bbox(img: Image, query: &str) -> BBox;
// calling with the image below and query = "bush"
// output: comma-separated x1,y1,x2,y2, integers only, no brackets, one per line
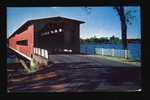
28,59,39,73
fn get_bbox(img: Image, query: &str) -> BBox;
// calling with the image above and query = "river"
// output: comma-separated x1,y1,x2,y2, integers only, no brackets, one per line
80,43,141,61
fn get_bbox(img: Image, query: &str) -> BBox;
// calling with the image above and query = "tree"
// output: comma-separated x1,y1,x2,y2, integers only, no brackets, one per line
110,35,121,44
80,36,110,43
113,7,127,49
113,7,137,49
83,7,136,50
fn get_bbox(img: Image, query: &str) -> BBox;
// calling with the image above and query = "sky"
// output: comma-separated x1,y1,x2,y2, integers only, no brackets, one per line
7,7,141,39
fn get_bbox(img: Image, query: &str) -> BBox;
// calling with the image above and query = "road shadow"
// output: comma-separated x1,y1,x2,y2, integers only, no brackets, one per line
7,61,141,92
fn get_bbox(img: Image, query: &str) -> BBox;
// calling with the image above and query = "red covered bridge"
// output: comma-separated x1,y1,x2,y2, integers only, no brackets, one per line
8,16,85,65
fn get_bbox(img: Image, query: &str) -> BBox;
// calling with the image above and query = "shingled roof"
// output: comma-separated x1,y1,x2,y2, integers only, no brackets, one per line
8,16,85,39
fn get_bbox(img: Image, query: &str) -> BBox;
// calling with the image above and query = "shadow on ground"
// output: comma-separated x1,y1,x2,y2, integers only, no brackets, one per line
7,61,141,92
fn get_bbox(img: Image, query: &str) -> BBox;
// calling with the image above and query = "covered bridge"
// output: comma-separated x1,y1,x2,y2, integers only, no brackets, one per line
8,16,85,62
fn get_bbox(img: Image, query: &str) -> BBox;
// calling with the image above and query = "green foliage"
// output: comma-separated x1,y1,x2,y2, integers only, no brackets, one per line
125,9,137,25
28,60,39,73
30,63,38,73
80,35,121,44
110,35,121,44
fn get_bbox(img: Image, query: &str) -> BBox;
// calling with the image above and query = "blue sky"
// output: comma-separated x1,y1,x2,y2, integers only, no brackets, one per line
7,7,141,39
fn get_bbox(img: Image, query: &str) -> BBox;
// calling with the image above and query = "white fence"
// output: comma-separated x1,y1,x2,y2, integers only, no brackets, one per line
95,48,129,59
33,48,48,59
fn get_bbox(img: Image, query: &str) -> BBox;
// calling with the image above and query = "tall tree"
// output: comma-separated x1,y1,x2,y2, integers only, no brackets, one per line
114,7,127,49
83,7,136,50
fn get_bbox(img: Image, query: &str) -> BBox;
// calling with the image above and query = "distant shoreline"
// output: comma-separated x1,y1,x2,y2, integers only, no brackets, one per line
80,38,141,44
80,42,141,44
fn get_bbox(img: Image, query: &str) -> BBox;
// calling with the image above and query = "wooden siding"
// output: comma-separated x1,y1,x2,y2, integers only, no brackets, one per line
9,25,34,58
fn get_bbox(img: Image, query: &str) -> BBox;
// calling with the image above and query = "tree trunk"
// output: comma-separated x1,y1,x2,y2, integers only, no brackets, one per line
115,7,128,50
120,7,127,50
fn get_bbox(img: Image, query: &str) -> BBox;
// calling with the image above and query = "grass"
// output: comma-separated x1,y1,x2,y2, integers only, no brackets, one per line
93,55,141,66
27,59,39,74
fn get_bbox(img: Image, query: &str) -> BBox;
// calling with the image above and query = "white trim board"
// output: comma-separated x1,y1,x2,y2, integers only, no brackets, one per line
9,47,32,61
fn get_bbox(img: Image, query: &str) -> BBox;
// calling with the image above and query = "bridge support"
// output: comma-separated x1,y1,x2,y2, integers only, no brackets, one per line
32,54,48,66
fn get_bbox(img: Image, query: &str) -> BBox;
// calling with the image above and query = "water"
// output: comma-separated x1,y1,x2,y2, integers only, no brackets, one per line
80,43,141,61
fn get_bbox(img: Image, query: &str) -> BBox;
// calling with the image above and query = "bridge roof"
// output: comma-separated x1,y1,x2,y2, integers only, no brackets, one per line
8,16,85,39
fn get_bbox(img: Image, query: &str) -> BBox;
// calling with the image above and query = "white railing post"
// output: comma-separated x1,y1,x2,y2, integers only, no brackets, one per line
40,48,42,56
43,50,45,58
125,49,128,59
95,48,98,55
45,50,48,59
35,48,36,54
38,48,41,55
36,48,38,54
101,48,103,56
36,48,38,55
41,49,44,57
36,48,37,54
112,48,115,56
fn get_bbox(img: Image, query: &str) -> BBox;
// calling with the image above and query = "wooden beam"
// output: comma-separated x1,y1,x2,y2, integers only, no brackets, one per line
9,47,32,61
